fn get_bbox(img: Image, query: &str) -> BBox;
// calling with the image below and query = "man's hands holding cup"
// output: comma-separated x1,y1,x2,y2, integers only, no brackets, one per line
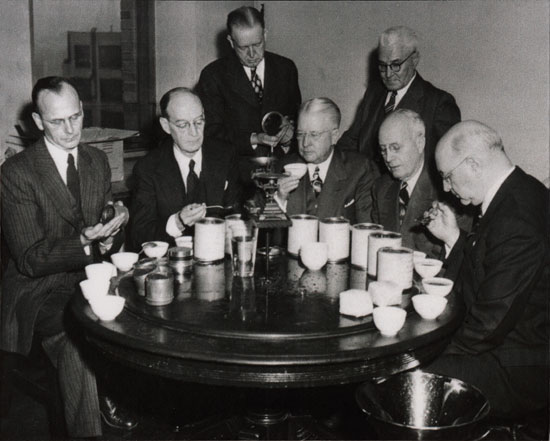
276,175,301,201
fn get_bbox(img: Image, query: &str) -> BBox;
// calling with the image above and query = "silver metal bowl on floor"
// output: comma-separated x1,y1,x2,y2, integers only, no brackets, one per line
356,371,490,440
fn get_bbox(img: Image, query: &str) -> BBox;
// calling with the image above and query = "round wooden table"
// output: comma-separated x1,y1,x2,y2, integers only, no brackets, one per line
72,255,463,439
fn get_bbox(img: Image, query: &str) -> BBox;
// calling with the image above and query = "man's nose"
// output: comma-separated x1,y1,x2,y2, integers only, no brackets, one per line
188,123,198,137
247,46,255,58
63,119,74,134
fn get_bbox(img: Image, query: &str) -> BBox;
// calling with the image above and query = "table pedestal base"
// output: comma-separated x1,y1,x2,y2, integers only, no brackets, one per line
175,408,343,440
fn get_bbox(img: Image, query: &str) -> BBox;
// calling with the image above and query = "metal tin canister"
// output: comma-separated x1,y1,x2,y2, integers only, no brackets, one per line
377,246,414,290
194,217,225,263
133,260,157,297
145,269,174,306
288,214,319,257
168,246,193,276
367,231,402,277
351,223,383,269
319,217,350,262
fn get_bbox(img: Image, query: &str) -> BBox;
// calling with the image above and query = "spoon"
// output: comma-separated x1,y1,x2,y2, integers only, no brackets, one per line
205,205,233,210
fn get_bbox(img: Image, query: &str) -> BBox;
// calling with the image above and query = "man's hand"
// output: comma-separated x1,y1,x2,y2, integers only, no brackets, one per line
81,212,126,246
178,203,206,227
425,201,460,248
277,116,294,145
276,175,301,201
251,132,280,148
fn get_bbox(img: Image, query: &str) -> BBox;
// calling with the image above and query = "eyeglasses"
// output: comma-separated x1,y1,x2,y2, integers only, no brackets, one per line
167,115,205,132
296,129,334,142
378,50,416,73
440,157,469,184
42,111,83,128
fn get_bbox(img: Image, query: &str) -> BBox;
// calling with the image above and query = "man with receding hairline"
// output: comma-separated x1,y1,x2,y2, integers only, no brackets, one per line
197,5,301,159
371,109,471,258
1,76,136,437
422,120,549,417
337,26,460,174
131,87,240,249
276,97,377,224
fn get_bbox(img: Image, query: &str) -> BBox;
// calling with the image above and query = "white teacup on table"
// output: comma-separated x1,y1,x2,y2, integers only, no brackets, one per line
85,262,116,283
141,241,169,259
79,278,110,302
111,252,139,273
300,242,328,271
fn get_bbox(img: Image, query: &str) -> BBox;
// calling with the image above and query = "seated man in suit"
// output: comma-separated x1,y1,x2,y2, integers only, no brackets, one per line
1,77,135,437
275,98,377,225
197,6,301,159
423,121,549,417
372,109,470,258
337,26,460,174
131,88,240,249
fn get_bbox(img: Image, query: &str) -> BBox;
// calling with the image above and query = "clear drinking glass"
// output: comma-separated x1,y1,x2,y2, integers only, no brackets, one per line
230,221,258,277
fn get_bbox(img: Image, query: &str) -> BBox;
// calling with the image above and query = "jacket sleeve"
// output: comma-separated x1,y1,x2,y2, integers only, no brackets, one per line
354,158,378,223
336,89,369,152
445,216,547,356
1,163,92,278
130,160,173,250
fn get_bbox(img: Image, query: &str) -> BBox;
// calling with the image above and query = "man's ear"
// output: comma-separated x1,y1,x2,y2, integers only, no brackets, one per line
226,34,235,49
31,112,44,131
330,128,340,146
466,156,481,175
412,50,420,69
415,132,426,154
159,117,171,135
263,29,268,43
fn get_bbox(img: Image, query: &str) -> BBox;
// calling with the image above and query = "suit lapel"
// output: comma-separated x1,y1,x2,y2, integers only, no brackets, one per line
402,166,434,227
200,142,225,204
381,178,400,232
31,139,82,230
361,86,387,152
78,145,104,226
261,53,276,114
397,74,424,111
317,150,347,218
156,142,187,211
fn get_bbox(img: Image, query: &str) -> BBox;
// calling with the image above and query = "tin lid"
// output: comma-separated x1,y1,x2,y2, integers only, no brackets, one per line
197,217,225,225
290,214,318,221
378,246,413,254
353,223,383,230
168,246,193,261
320,217,350,224
370,231,402,239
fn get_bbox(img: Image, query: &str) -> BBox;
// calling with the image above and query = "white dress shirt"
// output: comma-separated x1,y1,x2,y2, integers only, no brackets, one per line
243,58,265,85
401,159,424,198
166,145,203,237
44,137,78,185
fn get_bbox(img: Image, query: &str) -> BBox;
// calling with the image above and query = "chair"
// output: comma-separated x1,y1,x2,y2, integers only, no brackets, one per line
0,338,66,438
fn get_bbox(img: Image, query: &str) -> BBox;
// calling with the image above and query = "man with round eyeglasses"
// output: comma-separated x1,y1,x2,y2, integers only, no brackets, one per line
421,120,549,418
275,98,377,224
337,26,461,174
130,88,240,249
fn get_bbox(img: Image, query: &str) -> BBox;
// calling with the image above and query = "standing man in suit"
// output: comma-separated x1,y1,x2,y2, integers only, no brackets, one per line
131,88,240,249
337,26,460,174
196,6,301,167
424,121,549,417
276,98,377,225
1,77,136,437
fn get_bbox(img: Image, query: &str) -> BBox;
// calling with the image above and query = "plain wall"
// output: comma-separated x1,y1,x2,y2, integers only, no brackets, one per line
0,0,33,164
155,0,253,103
262,0,549,181
32,0,120,81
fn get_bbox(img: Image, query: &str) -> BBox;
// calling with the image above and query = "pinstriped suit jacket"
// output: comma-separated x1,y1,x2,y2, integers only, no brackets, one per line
1,138,113,355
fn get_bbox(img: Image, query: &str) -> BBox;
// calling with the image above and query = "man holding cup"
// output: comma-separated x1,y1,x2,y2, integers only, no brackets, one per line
275,97,377,225
1,77,134,437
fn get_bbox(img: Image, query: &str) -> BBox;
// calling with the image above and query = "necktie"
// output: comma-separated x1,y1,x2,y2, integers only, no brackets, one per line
399,182,409,224
311,167,323,197
186,159,200,203
385,90,397,114
66,153,81,207
250,68,263,103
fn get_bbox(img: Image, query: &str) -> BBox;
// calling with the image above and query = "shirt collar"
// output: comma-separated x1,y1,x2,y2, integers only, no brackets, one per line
44,137,78,185
402,159,424,195
173,144,202,178
307,149,334,182
243,58,265,83
481,166,515,215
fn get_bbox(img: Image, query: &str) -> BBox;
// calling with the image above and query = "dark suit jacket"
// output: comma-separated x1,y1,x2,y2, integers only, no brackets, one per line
371,165,444,258
130,137,240,249
1,139,114,355
196,51,302,157
337,73,460,171
281,149,377,225
445,168,549,367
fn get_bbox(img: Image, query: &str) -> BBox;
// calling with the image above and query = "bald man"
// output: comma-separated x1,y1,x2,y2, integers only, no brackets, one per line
337,26,460,173
130,88,240,249
423,121,549,417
